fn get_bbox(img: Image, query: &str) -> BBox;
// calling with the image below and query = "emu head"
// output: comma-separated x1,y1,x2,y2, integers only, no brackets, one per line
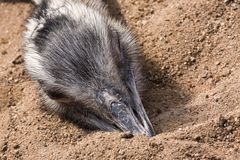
25,11,155,136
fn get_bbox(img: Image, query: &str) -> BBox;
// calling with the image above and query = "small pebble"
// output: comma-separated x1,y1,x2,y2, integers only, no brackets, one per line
224,0,231,3
120,132,134,139
14,79,19,83
0,38,8,44
215,61,221,65
12,55,24,65
190,56,196,62
1,143,8,152
13,144,20,149
226,126,233,132
1,51,7,55
218,115,227,128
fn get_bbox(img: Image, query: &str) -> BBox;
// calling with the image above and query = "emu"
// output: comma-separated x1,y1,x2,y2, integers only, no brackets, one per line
24,0,155,136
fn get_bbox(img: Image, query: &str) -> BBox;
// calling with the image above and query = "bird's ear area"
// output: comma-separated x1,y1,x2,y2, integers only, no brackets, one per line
38,80,71,102
109,28,124,64
109,28,129,75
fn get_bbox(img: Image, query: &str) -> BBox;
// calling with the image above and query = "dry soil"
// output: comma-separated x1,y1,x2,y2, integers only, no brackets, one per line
0,0,240,159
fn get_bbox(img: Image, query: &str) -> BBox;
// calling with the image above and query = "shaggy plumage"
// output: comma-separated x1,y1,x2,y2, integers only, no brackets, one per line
24,0,154,136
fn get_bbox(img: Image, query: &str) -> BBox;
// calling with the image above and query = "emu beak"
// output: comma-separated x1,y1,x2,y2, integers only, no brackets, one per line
99,85,155,136
125,72,155,137
108,75,155,136
111,100,155,137
98,73,155,136
131,88,155,137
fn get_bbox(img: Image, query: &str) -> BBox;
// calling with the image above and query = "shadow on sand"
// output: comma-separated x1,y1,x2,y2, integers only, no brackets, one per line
105,0,191,134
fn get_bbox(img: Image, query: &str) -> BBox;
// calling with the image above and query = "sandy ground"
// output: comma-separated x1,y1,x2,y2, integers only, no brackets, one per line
0,0,240,159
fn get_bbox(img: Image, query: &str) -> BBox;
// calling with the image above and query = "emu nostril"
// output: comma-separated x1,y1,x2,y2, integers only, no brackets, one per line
111,102,128,121
111,101,134,129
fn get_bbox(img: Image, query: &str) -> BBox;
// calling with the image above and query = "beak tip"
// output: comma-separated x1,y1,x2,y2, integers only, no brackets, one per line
147,131,155,137
144,128,155,137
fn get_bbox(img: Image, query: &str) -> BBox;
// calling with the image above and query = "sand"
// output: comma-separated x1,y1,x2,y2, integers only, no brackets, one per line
0,0,240,159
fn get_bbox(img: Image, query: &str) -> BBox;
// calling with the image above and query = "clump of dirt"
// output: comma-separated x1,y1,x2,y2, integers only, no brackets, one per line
0,0,240,159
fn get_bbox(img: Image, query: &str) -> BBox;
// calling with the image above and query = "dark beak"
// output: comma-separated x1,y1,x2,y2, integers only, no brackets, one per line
125,72,155,137
97,72,155,136
109,71,155,136
130,84,155,137
111,100,155,136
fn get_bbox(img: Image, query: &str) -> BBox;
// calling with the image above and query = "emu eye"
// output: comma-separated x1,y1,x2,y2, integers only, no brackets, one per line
46,90,66,100
38,80,69,101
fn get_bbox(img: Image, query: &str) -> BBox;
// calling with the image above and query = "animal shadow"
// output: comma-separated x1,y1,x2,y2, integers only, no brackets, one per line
106,0,191,135
141,62,191,134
